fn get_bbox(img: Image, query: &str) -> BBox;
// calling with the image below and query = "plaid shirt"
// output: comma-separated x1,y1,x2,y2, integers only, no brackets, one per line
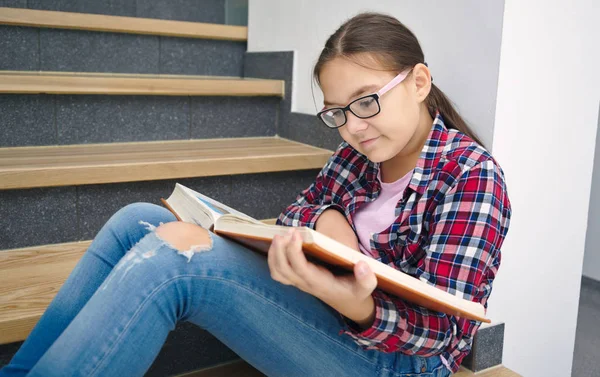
276,113,512,373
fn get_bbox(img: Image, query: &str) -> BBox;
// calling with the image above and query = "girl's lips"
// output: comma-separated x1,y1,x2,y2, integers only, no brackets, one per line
360,136,380,147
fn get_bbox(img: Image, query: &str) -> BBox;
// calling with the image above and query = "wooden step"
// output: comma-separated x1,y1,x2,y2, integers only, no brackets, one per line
175,359,521,377
0,219,278,345
0,7,247,41
0,71,284,96
0,137,332,190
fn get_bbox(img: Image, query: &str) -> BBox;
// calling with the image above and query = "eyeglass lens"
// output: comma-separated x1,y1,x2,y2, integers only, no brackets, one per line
320,96,380,128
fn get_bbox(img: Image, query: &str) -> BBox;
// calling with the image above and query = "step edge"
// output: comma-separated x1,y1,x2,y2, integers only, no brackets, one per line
0,7,248,41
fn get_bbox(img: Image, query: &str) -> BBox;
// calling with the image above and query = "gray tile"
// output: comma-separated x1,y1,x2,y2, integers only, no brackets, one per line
243,51,294,84
0,26,39,71
582,275,600,291
160,37,246,76
77,176,231,240
136,0,225,23
462,323,504,372
0,340,23,369
227,170,320,220
573,277,600,377
244,51,341,151
191,97,277,139
56,95,190,144
28,0,136,17
0,186,78,250
146,323,240,377
77,180,171,240
76,170,316,239
0,0,26,7
40,28,159,73
284,112,342,152
225,0,248,26
0,95,56,147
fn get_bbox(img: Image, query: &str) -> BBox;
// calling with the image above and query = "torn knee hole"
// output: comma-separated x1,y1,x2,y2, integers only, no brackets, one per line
142,221,213,262
155,222,212,250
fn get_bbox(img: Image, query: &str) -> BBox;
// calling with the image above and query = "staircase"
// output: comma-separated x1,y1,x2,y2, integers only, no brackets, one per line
0,2,332,375
0,2,518,376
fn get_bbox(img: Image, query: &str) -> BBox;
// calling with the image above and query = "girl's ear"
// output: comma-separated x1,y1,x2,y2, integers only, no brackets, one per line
412,63,432,103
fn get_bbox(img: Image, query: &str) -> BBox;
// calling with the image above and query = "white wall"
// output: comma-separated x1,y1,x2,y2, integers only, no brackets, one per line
489,0,599,376
583,109,600,282
248,0,504,150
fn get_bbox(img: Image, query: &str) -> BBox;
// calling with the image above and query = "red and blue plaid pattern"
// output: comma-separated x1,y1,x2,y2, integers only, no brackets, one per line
276,113,512,373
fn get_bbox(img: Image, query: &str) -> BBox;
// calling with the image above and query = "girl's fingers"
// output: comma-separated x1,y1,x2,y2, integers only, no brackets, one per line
268,235,289,283
269,233,297,285
285,232,309,279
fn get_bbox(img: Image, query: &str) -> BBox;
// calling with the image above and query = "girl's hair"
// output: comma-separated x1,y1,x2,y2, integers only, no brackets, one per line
313,12,486,149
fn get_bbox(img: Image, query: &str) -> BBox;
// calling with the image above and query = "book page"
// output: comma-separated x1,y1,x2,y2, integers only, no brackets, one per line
218,213,264,225
179,184,259,224
165,184,216,229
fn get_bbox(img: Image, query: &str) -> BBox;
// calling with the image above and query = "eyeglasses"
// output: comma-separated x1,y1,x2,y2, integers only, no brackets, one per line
316,69,411,129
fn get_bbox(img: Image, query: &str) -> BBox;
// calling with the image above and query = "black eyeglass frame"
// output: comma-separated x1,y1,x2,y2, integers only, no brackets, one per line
316,93,382,129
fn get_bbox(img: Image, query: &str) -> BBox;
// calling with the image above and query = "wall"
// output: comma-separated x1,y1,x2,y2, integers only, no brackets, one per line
488,0,599,376
247,0,505,150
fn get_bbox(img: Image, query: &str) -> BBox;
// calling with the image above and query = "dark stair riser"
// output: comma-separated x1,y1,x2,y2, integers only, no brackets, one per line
0,94,279,147
0,170,319,250
0,26,246,76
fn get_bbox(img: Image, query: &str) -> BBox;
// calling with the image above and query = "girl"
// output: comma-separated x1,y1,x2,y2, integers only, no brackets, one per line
0,12,511,377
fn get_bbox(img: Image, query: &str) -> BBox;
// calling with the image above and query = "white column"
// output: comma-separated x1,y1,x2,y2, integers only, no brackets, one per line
488,0,599,376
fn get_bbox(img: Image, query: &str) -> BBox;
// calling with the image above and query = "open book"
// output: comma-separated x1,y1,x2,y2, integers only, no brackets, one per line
161,183,490,323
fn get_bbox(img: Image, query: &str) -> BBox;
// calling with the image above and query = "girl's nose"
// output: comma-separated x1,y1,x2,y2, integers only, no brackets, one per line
344,111,368,134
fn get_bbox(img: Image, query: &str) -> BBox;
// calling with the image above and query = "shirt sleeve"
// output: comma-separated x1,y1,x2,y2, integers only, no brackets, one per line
276,153,346,230
338,159,512,360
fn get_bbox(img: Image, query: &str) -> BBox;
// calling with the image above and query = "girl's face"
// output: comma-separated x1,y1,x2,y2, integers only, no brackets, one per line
319,56,428,163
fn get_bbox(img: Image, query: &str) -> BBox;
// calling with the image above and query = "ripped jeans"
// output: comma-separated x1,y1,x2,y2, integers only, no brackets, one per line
0,202,450,377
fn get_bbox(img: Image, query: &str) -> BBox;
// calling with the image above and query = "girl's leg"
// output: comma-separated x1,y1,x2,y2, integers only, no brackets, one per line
26,220,450,377
0,203,177,377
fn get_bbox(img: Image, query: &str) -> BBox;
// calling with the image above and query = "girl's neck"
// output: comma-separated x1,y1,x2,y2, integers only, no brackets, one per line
380,107,433,183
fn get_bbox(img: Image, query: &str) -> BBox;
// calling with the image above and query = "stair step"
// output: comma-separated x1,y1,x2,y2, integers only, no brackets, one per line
0,71,283,96
0,7,247,41
0,137,331,190
175,359,521,377
0,219,278,345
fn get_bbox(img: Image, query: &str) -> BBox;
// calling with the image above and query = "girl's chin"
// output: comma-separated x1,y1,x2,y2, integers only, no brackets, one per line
361,150,388,163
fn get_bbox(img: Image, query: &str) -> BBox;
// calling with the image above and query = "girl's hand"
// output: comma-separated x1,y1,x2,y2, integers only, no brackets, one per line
267,228,378,306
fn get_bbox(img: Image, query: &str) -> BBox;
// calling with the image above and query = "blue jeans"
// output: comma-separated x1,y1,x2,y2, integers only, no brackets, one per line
0,202,451,377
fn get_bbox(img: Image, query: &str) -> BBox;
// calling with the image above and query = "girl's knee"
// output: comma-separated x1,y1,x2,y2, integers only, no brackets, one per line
155,222,212,254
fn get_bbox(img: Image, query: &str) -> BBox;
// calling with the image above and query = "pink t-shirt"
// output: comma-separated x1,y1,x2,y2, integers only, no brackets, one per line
354,168,413,257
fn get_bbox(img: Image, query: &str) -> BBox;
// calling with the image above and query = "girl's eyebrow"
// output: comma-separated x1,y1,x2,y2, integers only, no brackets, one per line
323,84,379,107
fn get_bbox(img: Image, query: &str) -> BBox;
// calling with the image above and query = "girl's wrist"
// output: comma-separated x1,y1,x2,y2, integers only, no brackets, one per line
318,291,376,330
